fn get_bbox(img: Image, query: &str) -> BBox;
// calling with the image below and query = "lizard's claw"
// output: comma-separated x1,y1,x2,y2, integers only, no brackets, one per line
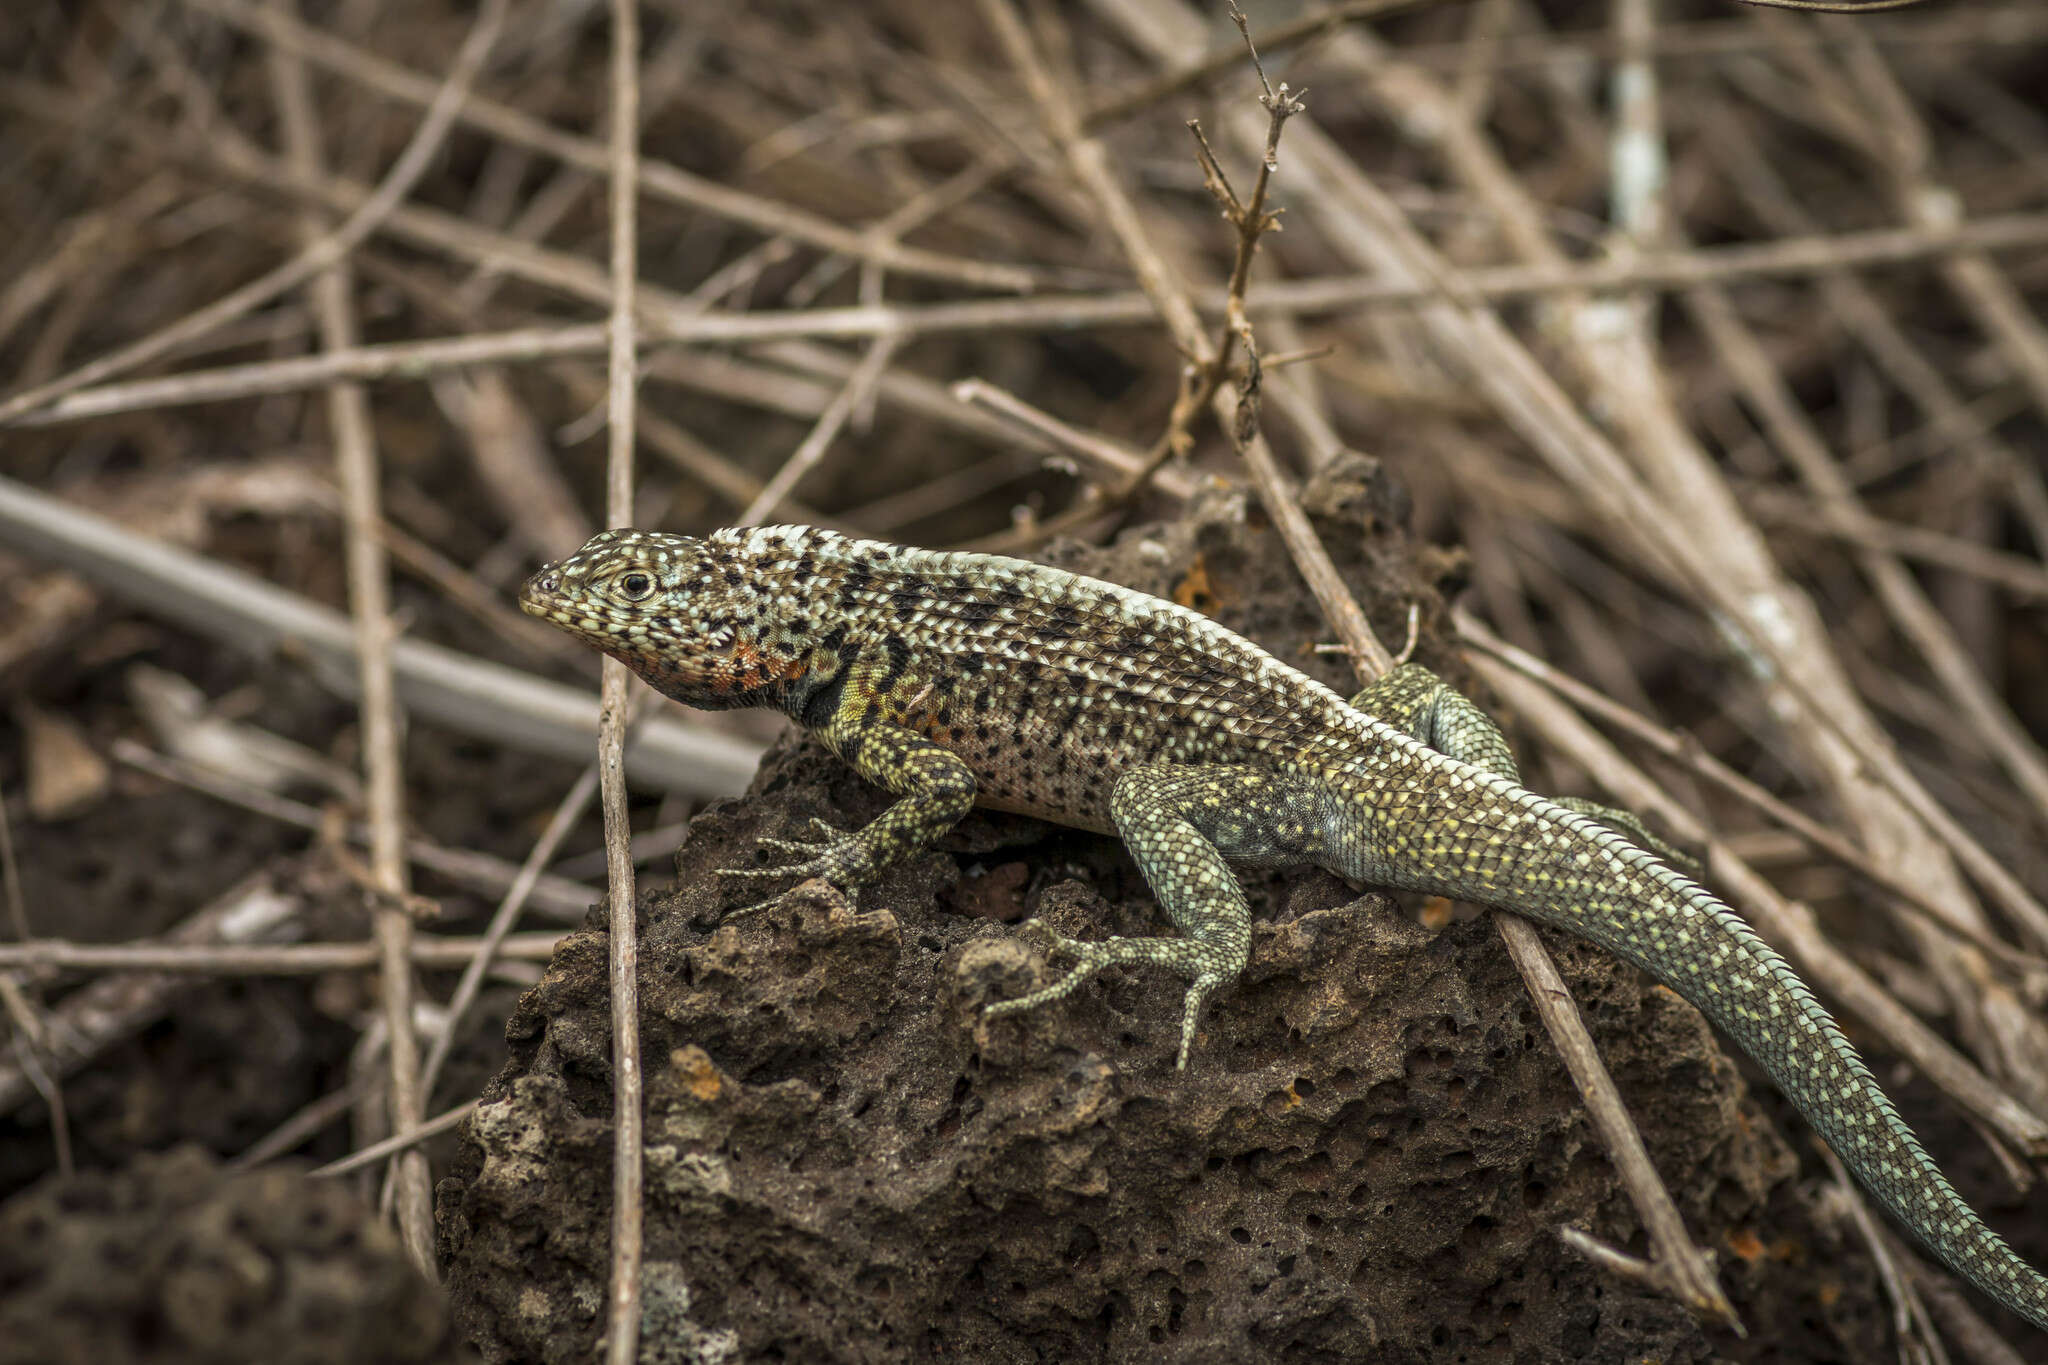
715,818,869,915
982,925,1228,1069
1013,918,1067,954
982,926,1115,1021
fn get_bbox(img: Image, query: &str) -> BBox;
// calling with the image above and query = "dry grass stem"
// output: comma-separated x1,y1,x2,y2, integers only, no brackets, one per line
266,0,440,1270
600,1,647,1357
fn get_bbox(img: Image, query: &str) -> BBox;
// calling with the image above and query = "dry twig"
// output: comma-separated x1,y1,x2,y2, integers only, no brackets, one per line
600,2,647,1358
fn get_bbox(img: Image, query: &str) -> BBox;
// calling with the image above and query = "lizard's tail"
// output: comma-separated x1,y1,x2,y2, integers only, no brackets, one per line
1435,790,2048,1331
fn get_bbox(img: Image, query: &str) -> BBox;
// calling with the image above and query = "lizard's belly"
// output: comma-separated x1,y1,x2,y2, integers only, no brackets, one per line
971,786,1116,837
913,708,1130,837
928,702,1265,840
951,734,1118,836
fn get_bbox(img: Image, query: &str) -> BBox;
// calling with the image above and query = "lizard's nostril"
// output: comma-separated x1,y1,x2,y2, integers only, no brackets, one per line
540,574,559,592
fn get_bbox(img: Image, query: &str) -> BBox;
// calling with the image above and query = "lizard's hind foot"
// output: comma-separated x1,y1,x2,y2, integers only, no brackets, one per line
983,925,1234,1068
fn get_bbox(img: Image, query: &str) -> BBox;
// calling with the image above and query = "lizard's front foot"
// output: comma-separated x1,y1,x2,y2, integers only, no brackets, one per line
716,817,871,916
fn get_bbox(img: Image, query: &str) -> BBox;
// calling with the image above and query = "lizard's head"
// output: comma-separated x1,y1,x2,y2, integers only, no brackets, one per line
520,528,811,708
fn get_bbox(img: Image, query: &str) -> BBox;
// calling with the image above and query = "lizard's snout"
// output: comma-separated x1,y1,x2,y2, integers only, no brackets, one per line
518,567,564,616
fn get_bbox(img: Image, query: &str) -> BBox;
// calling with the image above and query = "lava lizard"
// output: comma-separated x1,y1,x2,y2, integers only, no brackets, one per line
520,523,2048,1331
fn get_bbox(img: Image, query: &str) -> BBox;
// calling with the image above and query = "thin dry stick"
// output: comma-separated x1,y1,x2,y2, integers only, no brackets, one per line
950,379,1195,495
0,814,42,1155
266,1,439,1273
8,323,609,425
0,934,561,973
0,0,508,425
1084,0,1436,130
1809,1143,1946,1350
0,807,74,1176
1381,4,2046,75
231,1082,365,1170
0,993,73,1176
600,0,646,1359
310,1100,478,1179
1197,3,1306,440
1743,491,2048,602
844,450,1043,536
737,335,902,526
1732,0,1928,11
1903,1253,2035,1365
0,792,26,945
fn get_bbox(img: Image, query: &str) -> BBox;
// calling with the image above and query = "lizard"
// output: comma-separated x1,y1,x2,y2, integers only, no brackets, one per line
519,522,2048,1332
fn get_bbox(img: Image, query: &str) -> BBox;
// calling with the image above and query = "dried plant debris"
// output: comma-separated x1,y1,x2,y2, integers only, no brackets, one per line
1,0,2045,1360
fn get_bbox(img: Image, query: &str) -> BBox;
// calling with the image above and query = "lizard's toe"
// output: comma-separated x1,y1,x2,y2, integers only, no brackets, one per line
715,821,867,889
983,936,1119,1020
751,835,829,858
1014,919,1080,956
1173,973,1223,1070
715,861,804,881
720,887,794,919
717,876,861,920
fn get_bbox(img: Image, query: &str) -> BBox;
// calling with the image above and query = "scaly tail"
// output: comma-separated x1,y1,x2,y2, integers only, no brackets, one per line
1350,668,2047,1327
1428,779,2048,1329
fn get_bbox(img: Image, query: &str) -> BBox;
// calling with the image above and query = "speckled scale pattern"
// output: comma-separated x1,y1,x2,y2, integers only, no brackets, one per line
521,525,2048,1331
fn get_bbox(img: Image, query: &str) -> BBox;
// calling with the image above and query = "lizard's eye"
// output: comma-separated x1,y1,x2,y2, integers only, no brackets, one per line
618,571,655,601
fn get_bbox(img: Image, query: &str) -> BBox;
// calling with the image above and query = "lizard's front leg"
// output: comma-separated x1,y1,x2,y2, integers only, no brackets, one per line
719,700,976,911
985,764,1332,1069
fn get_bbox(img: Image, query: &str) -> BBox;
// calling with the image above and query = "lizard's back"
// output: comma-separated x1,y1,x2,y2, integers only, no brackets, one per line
719,526,1385,831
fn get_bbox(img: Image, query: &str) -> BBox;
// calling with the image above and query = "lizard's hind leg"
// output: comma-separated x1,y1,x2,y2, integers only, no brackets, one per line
1351,663,1700,874
985,764,1330,1069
